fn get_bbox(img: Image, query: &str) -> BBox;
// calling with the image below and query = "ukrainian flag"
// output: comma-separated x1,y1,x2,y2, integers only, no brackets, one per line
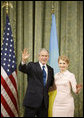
48,13,60,117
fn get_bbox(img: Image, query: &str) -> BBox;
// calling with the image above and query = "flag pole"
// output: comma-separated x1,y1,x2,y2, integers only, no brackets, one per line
2,1,13,14
51,1,54,14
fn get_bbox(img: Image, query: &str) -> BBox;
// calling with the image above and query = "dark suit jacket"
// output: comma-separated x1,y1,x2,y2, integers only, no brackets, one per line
19,62,54,108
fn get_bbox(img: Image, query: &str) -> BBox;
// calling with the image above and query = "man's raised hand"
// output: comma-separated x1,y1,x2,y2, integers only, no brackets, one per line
22,48,30,63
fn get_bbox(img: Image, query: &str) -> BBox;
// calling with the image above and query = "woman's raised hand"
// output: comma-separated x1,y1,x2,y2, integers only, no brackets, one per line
22,48,30,63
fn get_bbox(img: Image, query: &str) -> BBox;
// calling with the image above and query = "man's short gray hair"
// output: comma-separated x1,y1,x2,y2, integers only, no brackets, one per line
38,48,49,55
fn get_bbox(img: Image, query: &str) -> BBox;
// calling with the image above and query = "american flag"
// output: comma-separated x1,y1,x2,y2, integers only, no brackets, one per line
1,15,18,117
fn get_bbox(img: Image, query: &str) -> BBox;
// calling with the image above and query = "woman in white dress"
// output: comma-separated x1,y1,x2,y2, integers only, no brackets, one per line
51,56,82,117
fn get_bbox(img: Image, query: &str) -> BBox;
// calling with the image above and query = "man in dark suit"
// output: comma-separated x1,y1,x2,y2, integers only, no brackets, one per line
19,48,54,117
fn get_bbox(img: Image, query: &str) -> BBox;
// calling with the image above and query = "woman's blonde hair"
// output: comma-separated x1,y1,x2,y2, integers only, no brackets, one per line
58,55,69,65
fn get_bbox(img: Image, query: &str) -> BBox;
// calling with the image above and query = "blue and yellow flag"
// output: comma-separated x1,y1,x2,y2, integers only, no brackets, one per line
48,13,60,117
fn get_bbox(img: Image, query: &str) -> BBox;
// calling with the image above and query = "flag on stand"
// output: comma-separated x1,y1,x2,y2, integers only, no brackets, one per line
48,13,60,117
49,14,59,74
1,14,18,117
